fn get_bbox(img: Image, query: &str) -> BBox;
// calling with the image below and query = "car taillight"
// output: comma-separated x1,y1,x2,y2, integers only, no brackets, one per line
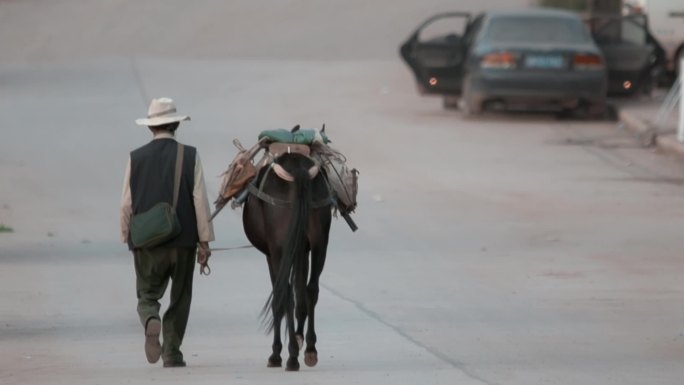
481,52,518,69
573,54,604,70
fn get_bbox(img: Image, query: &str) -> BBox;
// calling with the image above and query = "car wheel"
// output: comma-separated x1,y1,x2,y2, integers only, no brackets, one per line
555,108,574,120
443,95,459,110
640,75,654,96
639,67,660,97
584,102,607,120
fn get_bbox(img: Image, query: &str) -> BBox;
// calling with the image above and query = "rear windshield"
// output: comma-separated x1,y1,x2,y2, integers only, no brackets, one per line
485,16,589,44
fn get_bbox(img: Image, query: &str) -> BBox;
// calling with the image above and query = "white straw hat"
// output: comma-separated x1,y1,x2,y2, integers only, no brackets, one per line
135,97,191,126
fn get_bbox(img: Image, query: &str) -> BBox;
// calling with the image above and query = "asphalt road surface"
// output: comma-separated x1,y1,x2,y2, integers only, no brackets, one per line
1,1,683,385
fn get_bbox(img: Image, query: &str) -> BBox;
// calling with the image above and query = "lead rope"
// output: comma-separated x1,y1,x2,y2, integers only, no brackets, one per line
200,263,211,276
199,244,255,276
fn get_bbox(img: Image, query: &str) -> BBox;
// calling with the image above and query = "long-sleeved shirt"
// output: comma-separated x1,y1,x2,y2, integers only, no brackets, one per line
120,132,215,244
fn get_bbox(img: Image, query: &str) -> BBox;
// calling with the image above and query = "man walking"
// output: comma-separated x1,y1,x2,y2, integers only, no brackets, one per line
120,97,214,367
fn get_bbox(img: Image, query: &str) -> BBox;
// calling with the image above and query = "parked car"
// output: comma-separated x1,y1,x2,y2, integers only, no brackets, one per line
587,13,667,95
624,0,684,77
400,8,609,116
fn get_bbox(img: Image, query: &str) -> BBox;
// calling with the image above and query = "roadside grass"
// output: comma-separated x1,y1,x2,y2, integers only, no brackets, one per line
0,224,14,233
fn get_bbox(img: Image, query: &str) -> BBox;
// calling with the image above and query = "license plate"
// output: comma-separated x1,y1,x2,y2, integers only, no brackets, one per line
525,55,565,69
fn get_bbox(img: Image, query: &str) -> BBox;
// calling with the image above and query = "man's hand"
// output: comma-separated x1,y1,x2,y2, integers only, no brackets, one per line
197,242,212,275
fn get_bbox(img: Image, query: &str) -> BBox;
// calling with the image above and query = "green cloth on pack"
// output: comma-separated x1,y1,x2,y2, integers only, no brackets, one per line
258,128,330,144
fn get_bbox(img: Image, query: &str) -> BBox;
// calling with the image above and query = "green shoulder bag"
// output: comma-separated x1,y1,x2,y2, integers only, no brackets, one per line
130,144,184,248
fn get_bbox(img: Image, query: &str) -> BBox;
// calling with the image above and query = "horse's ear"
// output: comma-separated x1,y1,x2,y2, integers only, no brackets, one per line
321,123,326,133
291,124,300,133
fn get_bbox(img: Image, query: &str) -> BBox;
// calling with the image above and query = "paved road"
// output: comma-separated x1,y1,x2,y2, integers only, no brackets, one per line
1,1,684,385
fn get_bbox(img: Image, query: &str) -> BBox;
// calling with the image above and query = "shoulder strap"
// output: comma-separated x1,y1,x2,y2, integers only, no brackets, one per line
172,143,185,210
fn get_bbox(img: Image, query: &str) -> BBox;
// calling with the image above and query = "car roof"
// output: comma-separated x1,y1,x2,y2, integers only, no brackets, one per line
484,8,582,20
471,8,596,49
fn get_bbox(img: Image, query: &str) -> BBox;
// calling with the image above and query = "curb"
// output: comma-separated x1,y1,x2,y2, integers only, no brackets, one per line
618,108,684,158
617,109,656,147
655,135,684,158
618,106,684,158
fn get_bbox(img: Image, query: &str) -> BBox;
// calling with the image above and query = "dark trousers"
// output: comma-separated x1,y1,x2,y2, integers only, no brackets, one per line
134,246,196,363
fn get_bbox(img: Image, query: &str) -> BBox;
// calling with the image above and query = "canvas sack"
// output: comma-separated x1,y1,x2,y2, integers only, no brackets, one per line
130,144,184,248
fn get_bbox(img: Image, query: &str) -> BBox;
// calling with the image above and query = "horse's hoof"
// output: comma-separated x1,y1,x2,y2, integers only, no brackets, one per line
267,356,282,368
304,351,318,367
285,358,300,371
296,335,304,351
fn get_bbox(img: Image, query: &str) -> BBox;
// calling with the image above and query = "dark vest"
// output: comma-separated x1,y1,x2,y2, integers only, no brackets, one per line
128,138,199,249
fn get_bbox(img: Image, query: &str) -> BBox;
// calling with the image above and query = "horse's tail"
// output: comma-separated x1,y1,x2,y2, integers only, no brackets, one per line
262,164,311,332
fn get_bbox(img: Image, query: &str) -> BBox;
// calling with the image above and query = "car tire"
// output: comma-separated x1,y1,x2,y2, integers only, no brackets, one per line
640,75,654,96
639,67,660,97
443,95,459,110
585,102,607,120
555,108,574,120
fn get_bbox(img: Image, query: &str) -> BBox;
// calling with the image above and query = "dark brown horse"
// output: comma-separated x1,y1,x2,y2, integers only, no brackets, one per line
243,152,332,371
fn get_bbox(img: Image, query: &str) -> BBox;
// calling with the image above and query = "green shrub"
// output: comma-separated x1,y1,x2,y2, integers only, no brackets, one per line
0,224,14,233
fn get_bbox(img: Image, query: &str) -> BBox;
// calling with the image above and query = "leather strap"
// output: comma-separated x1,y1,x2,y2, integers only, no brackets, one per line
172,144,184,210
248,183,290,206
247,182,333,209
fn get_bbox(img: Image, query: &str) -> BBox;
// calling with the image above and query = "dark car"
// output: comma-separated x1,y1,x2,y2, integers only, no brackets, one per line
401,8,608,116
587,13,666,95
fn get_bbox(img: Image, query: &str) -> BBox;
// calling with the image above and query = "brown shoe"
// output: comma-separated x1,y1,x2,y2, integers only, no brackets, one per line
163,360,187,368
144,318,162,364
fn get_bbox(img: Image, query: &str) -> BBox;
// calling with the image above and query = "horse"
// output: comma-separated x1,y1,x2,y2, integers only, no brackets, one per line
242,151,332,371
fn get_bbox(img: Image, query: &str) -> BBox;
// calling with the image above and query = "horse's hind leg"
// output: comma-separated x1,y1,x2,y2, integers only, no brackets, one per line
294,250,310,351
266,257,283,368
285,285,300,371
268,308,283,367
304,244,327,367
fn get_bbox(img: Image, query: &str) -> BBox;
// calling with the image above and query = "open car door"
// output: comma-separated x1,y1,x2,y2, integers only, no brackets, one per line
400,12,471,95
588,14,666,95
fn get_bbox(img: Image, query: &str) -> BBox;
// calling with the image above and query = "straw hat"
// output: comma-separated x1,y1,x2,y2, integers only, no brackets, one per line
135,97,191,126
